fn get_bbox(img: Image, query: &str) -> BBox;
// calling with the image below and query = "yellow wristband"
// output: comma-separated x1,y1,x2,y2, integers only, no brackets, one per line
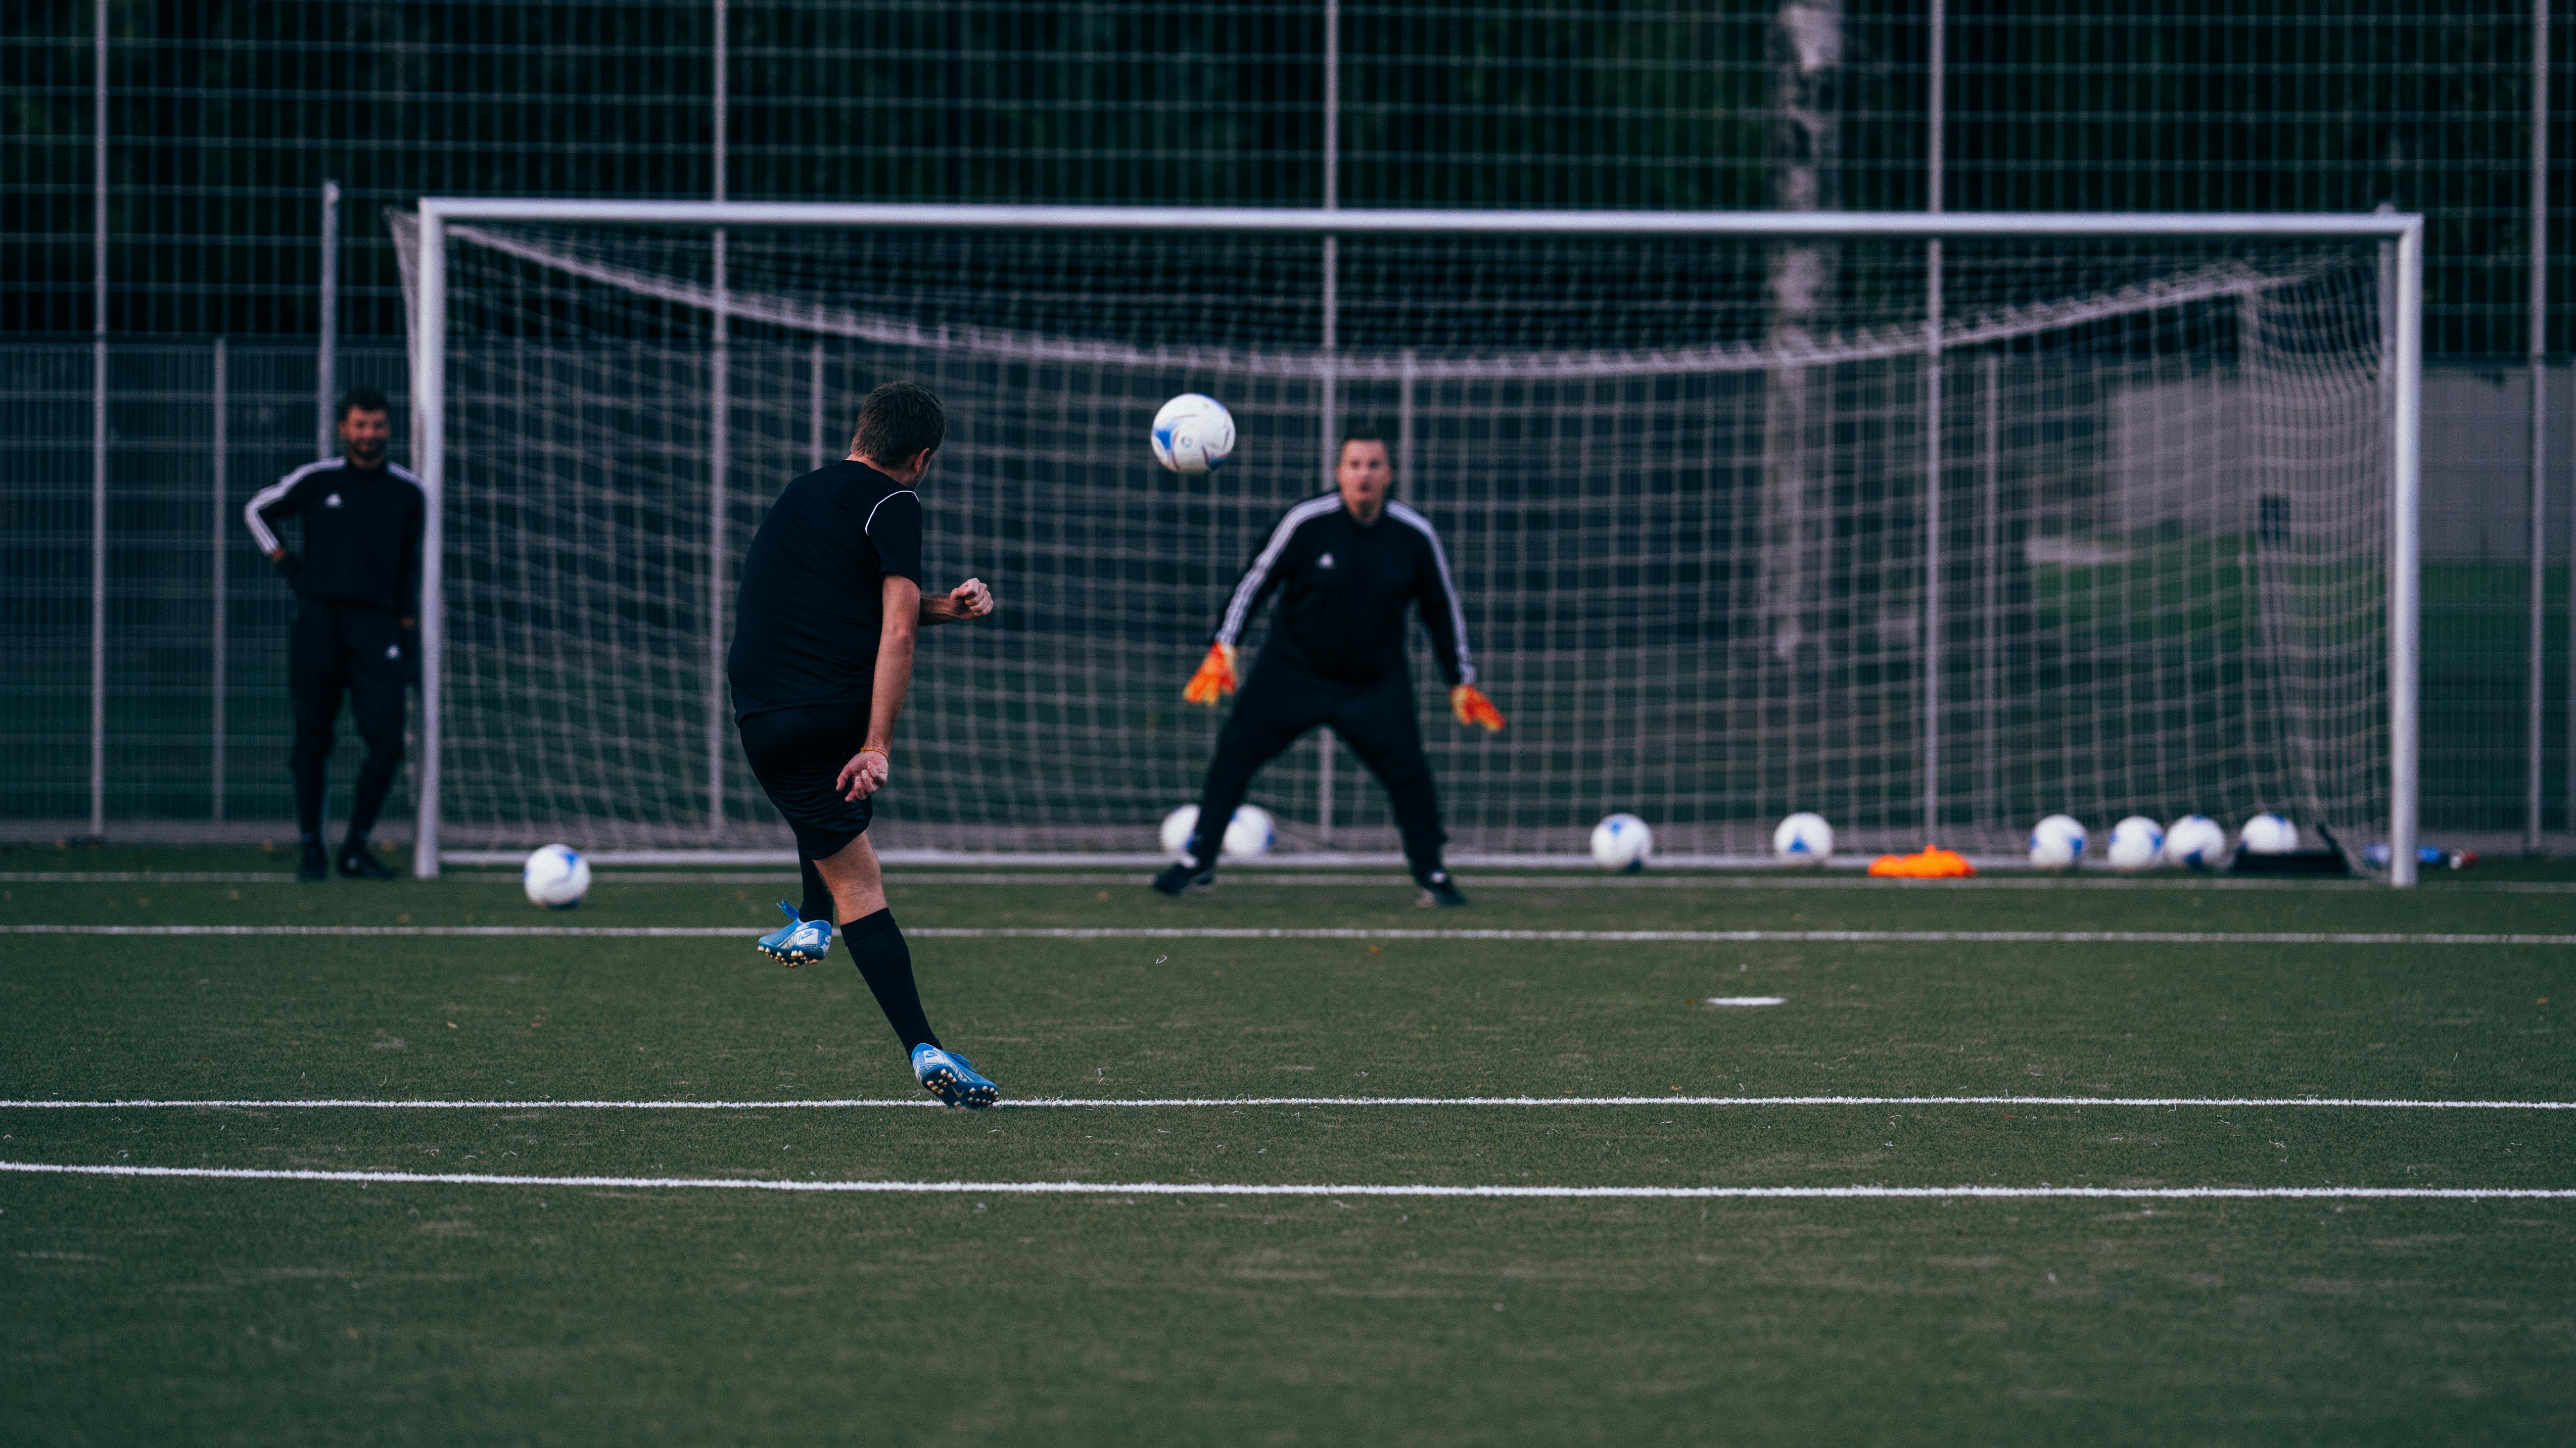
859,748,887,759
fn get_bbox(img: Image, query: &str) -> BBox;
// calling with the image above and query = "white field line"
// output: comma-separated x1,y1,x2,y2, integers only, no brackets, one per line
7,924,2574,945
17,868,2576,893
2,1160,2567,1200
0,872,300,883
1705,996,1787,1006
4,1095,2568,1111
754,873,2576,894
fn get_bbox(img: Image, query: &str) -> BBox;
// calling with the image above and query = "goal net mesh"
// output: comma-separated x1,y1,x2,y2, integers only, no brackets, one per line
393,215,2392,859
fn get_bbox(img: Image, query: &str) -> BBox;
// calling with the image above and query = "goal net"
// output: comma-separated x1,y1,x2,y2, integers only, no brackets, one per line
393,208,2410,865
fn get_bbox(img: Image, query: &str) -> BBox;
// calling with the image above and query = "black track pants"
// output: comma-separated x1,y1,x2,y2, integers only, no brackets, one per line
289,601,410,842
1189,658,1446,874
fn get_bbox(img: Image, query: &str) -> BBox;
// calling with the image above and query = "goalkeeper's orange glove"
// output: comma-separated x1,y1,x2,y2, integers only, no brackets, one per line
1450,683,1505,732
1183,642,1238,706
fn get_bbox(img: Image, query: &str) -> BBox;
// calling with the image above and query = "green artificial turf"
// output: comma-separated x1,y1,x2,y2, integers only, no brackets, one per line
3,852,2572,1444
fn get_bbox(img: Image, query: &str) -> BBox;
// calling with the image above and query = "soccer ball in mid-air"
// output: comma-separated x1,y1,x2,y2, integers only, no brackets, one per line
522,843,590,909
2028,814,2088,870
2238,812,2300,854
1159,804,1275,862
2163,815,2227,870
1772,811,1833,865
1590,813,1653,872
1150,393,1236,475
2106,815,2164,871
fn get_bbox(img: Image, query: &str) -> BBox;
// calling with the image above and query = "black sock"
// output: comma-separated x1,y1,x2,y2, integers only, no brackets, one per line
844,909,938,1053
797,853,833,926
339,830,368,859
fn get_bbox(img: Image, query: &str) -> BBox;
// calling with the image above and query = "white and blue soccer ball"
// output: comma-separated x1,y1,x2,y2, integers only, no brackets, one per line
522,843,591,909
1159,805,1199,860
1223,804,1276,861
2028,813,2088,870
1591,812,1653,872
1160,803,1275,863
1772,811,1834,865
2163,815,2227,870
2238,811,2300,855
1150,393,1237,476
2106,815,2164,871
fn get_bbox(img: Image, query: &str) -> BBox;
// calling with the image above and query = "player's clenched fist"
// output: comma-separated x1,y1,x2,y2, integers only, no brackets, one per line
1183,642,1238,705
948,577,994,619
1450,684,1505,732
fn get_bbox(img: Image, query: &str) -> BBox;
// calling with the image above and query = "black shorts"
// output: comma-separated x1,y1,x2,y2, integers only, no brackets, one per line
737,701,875,860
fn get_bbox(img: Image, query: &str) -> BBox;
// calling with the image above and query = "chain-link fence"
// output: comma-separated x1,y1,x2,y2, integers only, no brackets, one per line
1,1,2569,847
0,341,413,840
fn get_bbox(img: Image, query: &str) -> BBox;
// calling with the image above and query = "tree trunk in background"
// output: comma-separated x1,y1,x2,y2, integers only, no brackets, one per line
1759,0,1842,664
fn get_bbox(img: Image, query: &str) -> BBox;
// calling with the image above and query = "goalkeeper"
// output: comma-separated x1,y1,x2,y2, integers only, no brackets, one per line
1154,432,1503,907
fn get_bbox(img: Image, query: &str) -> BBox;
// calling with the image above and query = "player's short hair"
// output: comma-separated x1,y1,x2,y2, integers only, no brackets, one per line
337,388,390,420
852,381,946,466
1337,430,1390,460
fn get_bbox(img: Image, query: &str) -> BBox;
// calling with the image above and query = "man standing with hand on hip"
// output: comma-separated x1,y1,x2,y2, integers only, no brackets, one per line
243,389,424,883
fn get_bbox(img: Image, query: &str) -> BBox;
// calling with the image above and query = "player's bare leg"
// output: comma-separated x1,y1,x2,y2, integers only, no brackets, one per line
812,831,888,919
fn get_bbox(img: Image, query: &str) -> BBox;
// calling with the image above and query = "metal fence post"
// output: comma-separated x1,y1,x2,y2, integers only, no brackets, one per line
1316,0,1340,842
90,0,108,839
212,337,227,821
2530,1,2550,852
810,339,826,469
1923,0,1944,839
1978,351,1999,825
707,0,730,839
318,179,339,460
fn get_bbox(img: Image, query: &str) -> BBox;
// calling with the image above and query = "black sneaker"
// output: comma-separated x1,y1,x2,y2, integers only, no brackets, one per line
298,841,330,883
1414,868,1469,908
337,843,399,881
1151,859,1216,897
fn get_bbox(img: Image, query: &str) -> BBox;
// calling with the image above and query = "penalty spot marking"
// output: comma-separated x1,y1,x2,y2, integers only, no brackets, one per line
1,1161,2567,1200
7,924,2575,946
1705,996,1786,1006
7,1095,2569,1112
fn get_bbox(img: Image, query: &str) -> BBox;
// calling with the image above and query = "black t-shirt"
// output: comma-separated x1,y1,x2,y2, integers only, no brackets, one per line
727,460,925,719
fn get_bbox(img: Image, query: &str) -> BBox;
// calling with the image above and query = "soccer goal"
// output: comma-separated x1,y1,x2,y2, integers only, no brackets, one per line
392,203,2424,881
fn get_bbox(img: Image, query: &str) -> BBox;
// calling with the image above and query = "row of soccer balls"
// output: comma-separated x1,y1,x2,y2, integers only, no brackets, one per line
1160,806,2289,872
527,802,2297,907
1745,810,2291,872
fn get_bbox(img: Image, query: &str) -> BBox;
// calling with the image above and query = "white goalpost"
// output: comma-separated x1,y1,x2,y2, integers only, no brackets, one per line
396,202,2424,883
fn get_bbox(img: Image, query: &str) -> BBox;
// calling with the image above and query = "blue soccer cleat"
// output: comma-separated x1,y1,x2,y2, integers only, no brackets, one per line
912,1044,1000,1109
756,900,833,967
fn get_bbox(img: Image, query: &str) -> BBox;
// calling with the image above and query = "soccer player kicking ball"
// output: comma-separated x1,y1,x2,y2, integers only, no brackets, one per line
1154,431,1505,906
727,381,1001,1108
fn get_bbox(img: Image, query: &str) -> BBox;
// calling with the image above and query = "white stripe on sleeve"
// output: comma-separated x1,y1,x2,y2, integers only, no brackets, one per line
860,488,918,536
242,459,340,556
1217,495,1342,646
1387,501,1475,686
